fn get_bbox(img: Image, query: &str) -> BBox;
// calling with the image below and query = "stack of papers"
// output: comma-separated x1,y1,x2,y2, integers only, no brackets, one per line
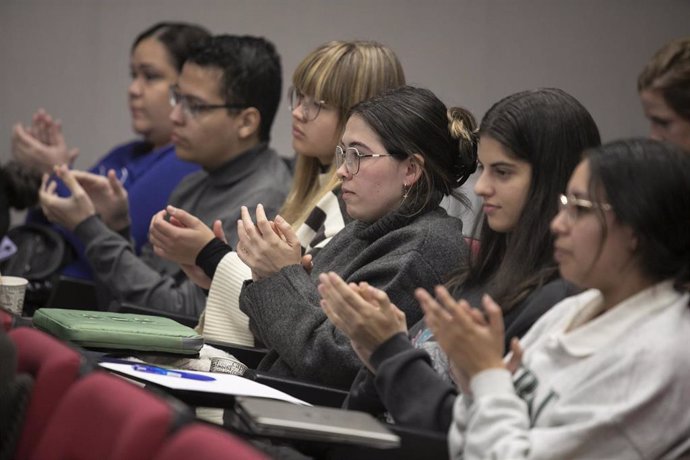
99,362,309,406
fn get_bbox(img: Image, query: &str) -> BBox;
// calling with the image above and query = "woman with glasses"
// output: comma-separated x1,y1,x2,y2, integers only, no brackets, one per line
149,40,405,346
424,139,690,459
11,22,209,280
320,88,600,432
231,85,475,388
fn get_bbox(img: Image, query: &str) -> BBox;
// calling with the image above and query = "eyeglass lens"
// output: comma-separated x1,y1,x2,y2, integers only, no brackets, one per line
335,146,360,175
170,88,193,118
289,88,320,121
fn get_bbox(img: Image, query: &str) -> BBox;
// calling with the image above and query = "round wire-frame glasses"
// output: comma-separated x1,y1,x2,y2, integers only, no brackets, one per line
558,193,612,224
288,86,326,122
335,145,393,175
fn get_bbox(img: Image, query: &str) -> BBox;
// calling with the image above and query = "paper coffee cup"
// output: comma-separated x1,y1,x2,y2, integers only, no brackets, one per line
0,276,29,315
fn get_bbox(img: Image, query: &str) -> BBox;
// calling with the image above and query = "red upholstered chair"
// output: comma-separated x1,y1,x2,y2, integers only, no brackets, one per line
153,424,268,460
1,309,32,331
9,327,84,460
0,308,12,331
30,371,179,460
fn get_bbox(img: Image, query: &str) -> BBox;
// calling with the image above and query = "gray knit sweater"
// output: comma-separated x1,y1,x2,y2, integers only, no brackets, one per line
75,143,291,318
239,206,468,388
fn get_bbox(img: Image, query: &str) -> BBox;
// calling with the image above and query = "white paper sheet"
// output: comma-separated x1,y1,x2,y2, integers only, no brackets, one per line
99,362,310,406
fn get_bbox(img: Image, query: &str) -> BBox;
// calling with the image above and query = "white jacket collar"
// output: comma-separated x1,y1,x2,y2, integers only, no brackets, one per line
554,281,683,357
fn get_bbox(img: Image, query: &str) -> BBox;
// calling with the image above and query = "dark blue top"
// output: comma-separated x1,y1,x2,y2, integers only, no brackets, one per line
29,140,199,279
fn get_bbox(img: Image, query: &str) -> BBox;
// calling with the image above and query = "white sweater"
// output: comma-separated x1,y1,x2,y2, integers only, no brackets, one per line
198,185,345,346
449,281,690,459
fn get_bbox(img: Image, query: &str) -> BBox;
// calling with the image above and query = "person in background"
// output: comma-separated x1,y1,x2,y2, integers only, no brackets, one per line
38,35,291,320
148,40,406,346
11,22,209,280
638,36,690,152
423,139,690,459
320,88,600,432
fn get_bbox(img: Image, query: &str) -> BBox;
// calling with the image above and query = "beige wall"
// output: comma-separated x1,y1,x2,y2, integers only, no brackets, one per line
1,1,688,206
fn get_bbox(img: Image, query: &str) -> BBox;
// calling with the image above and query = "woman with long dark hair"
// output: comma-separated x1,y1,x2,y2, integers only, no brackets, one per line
424,138,690,458
320,88,601,431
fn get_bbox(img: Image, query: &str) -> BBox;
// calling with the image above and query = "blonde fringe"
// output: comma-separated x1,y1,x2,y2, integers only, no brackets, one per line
279,157,340,228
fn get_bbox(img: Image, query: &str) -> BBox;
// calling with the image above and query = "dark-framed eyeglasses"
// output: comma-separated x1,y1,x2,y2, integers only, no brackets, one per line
558,193,612,224
288,86,326,122
335,145,393,175
169,86,246,119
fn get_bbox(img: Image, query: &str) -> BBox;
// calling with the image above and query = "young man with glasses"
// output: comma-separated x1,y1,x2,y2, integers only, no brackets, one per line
38,35,291,320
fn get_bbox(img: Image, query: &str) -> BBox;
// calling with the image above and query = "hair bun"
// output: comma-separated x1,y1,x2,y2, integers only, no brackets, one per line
447,107,479,187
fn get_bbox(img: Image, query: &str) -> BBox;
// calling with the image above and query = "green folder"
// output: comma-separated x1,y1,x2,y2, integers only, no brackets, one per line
33,308,203,355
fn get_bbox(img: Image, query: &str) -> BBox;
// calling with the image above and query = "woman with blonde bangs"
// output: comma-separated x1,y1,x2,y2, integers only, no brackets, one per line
149,40,406,345
281,40,404,231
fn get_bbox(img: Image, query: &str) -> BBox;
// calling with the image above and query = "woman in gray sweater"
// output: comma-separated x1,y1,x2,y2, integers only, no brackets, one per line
235,86,477,388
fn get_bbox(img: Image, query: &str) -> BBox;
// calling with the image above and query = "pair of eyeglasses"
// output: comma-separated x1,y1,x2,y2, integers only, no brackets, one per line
288,86,326,122
558,193,612,223
169,86,246,119
335,145,392,175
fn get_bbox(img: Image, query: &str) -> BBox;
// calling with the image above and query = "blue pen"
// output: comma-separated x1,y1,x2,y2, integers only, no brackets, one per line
132,364,216,382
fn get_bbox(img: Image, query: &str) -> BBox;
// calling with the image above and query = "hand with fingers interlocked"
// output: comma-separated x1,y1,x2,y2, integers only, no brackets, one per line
235,204,302,281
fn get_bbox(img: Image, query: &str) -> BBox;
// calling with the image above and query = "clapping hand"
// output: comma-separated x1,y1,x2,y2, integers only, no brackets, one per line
236,204,301,280
71,169,130,231
39,165,95,231
149,205,224,266
417,287,508,380
12,109,79,174
319,272,407,371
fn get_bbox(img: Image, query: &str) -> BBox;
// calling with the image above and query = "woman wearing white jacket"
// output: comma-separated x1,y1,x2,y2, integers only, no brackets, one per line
420,138,690,459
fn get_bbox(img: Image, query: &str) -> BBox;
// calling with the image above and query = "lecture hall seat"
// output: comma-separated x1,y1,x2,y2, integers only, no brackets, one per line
153,423,267,460
9,327,84,460
29,371,182,460
1,308,12,331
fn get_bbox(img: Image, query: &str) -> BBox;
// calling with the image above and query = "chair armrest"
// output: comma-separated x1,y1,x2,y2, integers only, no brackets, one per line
252,372,348,408
114,302,199,328
203,339,268,369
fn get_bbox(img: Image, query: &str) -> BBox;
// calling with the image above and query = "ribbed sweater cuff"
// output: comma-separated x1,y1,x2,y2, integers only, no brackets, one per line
196,238,232,278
